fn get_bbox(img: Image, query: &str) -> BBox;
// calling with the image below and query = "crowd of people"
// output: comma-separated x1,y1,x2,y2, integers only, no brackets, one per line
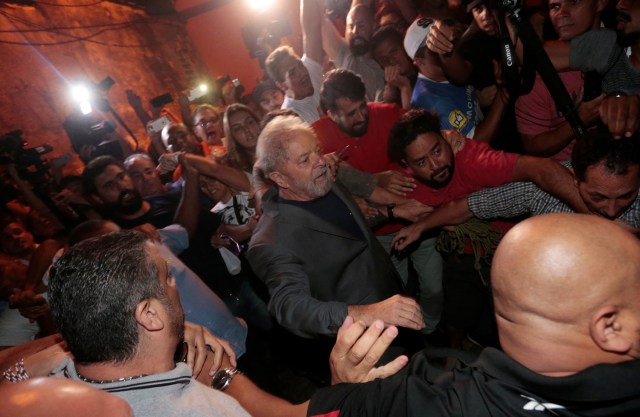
1,0,639,415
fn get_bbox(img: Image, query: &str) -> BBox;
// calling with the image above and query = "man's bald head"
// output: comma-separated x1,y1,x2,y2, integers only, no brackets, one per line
346,5,375,56
492,214,640,375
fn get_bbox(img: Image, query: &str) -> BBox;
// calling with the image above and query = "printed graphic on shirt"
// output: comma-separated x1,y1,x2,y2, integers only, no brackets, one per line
449,109,468,131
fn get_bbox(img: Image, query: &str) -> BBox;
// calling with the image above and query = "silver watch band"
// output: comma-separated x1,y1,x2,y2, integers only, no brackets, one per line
210,367,241,391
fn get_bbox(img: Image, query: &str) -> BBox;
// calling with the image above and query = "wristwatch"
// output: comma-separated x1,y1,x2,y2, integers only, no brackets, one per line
386,204,396,220
210,367,241,391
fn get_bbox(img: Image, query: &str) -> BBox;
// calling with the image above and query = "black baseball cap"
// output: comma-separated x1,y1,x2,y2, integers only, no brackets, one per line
252,80,281,104
466,0,486,12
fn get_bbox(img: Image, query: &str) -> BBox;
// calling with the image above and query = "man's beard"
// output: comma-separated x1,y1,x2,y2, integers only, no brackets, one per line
297,166,332,199
162,295,185,341
349,36,370,56
106,190,143,215
617,29,640,47
423,165,453,189
339,116,369,137
616,11,639,47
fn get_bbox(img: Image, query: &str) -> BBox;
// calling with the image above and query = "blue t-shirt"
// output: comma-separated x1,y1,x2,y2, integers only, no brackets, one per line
411,74,482,137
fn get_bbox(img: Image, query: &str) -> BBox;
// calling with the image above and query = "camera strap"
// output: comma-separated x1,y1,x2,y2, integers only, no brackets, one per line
504,1,586,138
497,11,535,98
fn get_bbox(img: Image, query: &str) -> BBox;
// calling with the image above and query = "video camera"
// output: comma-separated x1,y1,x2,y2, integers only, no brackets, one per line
63,116,122,162
0,130,53,180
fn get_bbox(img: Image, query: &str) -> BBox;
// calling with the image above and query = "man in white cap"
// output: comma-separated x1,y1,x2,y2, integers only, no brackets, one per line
403,16,483,138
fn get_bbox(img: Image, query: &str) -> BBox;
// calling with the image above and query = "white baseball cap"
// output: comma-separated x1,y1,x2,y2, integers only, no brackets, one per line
403,17,434,59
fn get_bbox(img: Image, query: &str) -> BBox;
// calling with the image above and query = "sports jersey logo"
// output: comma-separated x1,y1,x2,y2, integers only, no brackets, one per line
521,395,565,412
448,110,468,131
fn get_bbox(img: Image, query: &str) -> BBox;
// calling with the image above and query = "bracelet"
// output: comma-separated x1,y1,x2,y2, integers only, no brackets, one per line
2,358,30,383
210,367,241,391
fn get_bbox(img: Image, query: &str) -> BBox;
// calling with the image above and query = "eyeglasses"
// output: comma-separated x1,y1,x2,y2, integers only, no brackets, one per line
196,116,219,128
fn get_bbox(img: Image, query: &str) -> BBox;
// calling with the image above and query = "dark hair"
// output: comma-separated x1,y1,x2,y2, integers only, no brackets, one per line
49,230,162,365
82,155,121,195
320,69,367,113
68,219,117,246
371,25,405,52
252,80,281,105
223,103,261,172
265,46,298,83
388,108,441,163
260,108,301,130
572,128,640,182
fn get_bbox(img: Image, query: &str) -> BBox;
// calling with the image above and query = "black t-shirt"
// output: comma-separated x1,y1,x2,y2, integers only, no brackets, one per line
113,189,183,231
308,348,640,417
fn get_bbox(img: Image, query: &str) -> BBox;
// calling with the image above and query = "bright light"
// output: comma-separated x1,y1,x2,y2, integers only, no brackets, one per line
79,101,93,115
247,0,274,12
198,83,207,93
71,85,91,103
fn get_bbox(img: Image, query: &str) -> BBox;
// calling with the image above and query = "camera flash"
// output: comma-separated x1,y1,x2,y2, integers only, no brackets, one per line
71,85,91,103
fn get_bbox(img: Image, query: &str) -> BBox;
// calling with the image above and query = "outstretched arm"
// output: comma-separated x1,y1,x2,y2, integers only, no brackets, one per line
302,0,324,64
391,198,473,251
183,153,251,192
174,154,201,238
246,243,348,338
512,156,588,213
322,15,348,60
225,315,406,417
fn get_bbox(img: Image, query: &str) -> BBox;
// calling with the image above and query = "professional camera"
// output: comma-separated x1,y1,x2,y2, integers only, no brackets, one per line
63,115,122,162
0,130,53,180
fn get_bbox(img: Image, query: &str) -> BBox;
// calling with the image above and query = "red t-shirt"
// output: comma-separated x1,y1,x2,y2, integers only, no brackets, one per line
312,102,406,235
312,102,405,173
408,139,519,206
515,71,583,162
408,139,520,252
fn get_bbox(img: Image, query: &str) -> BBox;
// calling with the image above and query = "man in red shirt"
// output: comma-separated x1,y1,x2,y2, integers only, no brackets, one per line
312,69,408,176
311,69,449,333
388,109,586,347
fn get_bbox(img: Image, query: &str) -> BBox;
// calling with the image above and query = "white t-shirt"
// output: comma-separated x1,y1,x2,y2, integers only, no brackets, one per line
281,54,323,124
